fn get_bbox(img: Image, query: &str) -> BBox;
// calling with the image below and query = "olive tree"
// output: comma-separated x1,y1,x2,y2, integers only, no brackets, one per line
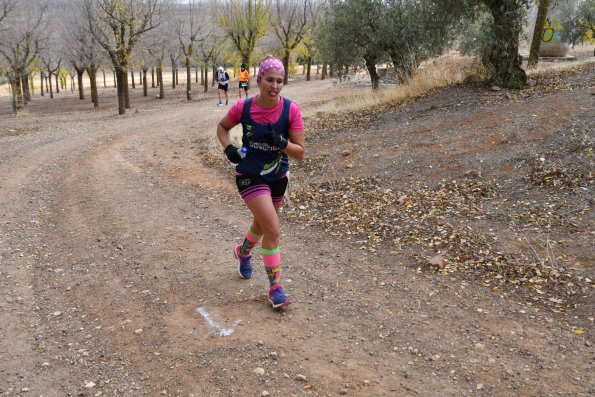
455,0,530,87
382,0,460,81
316,0,384,88
317,0,459,89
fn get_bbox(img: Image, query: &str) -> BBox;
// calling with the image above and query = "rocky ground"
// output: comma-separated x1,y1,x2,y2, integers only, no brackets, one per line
0,54,593,397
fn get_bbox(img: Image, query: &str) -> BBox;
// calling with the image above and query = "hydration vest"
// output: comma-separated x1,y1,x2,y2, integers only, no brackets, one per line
235,97,291,181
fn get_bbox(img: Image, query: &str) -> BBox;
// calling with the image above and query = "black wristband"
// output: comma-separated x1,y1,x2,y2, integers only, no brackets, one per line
276,135,288,149
224,144,242,164
224,144,237,155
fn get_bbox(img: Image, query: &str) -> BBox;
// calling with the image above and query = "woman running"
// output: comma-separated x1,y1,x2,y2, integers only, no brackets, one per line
216,56,305,308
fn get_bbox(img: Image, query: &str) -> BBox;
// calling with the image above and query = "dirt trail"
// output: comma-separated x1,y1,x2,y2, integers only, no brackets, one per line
0,68,593,397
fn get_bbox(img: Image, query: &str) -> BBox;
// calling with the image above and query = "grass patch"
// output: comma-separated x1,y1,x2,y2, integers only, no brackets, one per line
304,54,473,119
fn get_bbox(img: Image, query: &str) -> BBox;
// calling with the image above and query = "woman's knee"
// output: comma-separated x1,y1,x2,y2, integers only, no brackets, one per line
261,220,280,241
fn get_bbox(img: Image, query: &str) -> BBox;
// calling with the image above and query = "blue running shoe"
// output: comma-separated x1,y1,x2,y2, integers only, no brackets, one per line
268,284,292,309
234,244,252,279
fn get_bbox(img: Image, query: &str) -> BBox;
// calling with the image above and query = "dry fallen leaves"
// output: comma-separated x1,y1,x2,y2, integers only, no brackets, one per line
285,176,593,309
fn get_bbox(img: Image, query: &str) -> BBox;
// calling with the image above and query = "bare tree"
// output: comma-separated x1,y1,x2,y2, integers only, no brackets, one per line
0,1,46,113
168,42,182,89
84,0,166,115
269,0,312,84
176,0,211,100
216,0,270,67
64,2,102,106
134,43,153,97
40,51,61,99
196,33,226,93
144,26,168,99
0,0,16,28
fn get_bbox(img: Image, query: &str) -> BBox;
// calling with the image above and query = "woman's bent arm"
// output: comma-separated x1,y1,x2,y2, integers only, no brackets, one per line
283,130,305,160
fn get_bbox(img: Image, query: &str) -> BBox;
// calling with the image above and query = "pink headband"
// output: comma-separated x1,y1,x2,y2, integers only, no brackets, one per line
256,57,284,82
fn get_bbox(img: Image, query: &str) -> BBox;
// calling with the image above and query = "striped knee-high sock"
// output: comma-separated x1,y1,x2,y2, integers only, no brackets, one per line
240,228,262,256
261,247,281,288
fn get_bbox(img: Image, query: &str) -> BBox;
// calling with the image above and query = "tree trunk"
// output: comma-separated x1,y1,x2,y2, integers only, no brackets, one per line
10,78,21,114
158,65,164,99
87,66,98,108
48,73,54,98
22,75,31,103
30,75,35,96
186,56,192,101
282,53,290,85
142,68,148,97
40,73,45,97
364,54,379,90
76,69,85,100
124,69,130,109
306,57,312,81
115,67,126,115
321,64,327,80
528,0,550,69
195,65,198,83
203,65,208,93
171,59,176,89
131,68,136,89
151,67,155,88
55,74,59,94
102,70,106,88
484,1,527,88
112,70,117,88
175,68,179,86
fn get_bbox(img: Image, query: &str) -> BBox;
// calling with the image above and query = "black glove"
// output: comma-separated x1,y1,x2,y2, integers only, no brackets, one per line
224,144,242,164
265,123,289,150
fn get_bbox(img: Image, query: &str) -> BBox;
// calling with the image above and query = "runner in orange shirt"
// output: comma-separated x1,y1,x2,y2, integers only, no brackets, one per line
238,63,250,99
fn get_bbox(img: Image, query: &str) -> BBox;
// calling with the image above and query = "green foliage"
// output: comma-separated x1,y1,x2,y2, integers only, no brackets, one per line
573,0,595,43
288,60,298,76
558,1,583,45
316,0,532,88
383,0,463,79
315,0,374,70
316,0,462,85
217,0,271,66
458,6,493,57
453,0,529,88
